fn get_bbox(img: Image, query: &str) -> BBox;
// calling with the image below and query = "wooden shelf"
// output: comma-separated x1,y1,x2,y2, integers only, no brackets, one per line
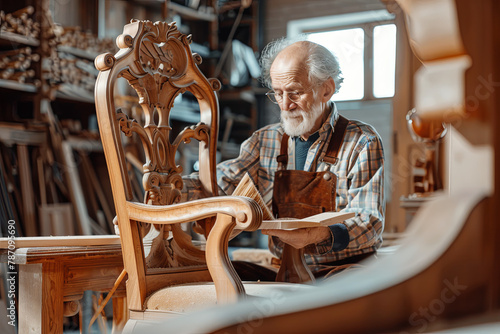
0,122,47,146
57,45,100,61
65,135,103,151
219,17,255,27
399,195,431,208
0,78,37,93
0,30,39,47
219,87,259,102
170,103,201,124
168,2,217,22
56,83,94,103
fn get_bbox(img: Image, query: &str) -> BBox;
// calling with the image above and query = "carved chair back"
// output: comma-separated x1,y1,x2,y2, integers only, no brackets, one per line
94,20,246,312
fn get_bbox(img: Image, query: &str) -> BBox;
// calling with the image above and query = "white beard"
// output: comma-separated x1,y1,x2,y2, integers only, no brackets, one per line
281,103,324,137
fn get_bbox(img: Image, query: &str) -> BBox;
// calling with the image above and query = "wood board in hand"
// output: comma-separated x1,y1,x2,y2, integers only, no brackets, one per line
260,211,355,230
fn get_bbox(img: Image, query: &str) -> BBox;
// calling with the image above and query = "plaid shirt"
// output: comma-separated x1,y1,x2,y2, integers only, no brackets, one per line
184,102,385,263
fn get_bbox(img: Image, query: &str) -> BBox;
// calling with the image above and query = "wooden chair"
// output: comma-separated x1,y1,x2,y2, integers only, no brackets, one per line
94,19,307,329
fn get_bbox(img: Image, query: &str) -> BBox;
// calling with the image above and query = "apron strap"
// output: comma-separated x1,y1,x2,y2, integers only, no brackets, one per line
322,115,349,166
277,133,290,170
277,115,350,169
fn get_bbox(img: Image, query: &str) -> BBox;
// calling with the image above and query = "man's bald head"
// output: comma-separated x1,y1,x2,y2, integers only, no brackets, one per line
260,37,343,91
274,41,311,64
269,42,311,90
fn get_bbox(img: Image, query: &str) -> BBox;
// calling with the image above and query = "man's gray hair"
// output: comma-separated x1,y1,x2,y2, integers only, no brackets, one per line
259,35,344,93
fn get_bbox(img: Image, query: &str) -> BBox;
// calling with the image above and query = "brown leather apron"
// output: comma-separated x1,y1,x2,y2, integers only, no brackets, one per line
272,116,349,282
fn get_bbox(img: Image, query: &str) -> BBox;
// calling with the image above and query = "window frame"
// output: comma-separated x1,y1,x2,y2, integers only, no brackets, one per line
287,10,396,102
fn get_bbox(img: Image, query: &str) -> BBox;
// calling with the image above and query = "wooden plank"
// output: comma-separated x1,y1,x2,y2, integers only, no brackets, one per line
17,144,37,236
167,2,217,22
65,136,103,152
0,235,120,249
111,297,128,333
18,263,42,334
38,156,51,236
0,31,39,46
61,141,92,235
38,151,76,236
41,261,64,333
78,152,102,227
0,244,123,266
62,260,124,296
0,151,16,233
236,211,355,230
79,151,114,233
39,204,75,236
57,45,98,61
0,79,37,93
0,123,46,146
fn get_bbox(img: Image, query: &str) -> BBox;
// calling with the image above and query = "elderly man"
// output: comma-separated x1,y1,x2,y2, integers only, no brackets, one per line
186,37,385,278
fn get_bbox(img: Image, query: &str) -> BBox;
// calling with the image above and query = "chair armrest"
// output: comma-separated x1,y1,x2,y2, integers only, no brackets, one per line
127,196,263,305
205,200,261,305
126,196,262,231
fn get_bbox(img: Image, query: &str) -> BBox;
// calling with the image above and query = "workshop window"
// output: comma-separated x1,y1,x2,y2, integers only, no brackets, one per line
307,28,365,101
373,24,397,98
288,10,397,102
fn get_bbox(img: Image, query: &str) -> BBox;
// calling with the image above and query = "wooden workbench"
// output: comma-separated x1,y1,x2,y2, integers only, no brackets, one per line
0,236,126,333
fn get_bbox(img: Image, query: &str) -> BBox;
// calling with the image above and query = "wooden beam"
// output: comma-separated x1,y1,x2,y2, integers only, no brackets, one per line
0,235,120,248
17,145,37,236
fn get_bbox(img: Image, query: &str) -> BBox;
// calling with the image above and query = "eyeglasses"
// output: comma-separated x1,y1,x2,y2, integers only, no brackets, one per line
265,91,303,105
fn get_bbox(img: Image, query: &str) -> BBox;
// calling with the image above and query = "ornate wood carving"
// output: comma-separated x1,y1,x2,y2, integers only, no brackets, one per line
96,20,221,269
95,18,267,314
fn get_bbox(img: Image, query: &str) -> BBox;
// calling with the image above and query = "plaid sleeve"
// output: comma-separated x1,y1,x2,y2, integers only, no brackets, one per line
182,132,262,200
182,173,204,201
216,131,262,196
339,134,385,254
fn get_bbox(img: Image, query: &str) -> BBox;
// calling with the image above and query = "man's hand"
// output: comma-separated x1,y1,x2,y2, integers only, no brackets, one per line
261,226,332,249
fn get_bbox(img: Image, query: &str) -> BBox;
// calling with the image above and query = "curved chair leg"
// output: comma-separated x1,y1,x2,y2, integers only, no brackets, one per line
111,297,127,334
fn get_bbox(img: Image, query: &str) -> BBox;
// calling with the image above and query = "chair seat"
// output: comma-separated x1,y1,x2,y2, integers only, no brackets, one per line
145,281,315,313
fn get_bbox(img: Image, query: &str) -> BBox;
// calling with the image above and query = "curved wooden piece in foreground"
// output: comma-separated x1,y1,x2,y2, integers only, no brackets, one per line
138,187,492,333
